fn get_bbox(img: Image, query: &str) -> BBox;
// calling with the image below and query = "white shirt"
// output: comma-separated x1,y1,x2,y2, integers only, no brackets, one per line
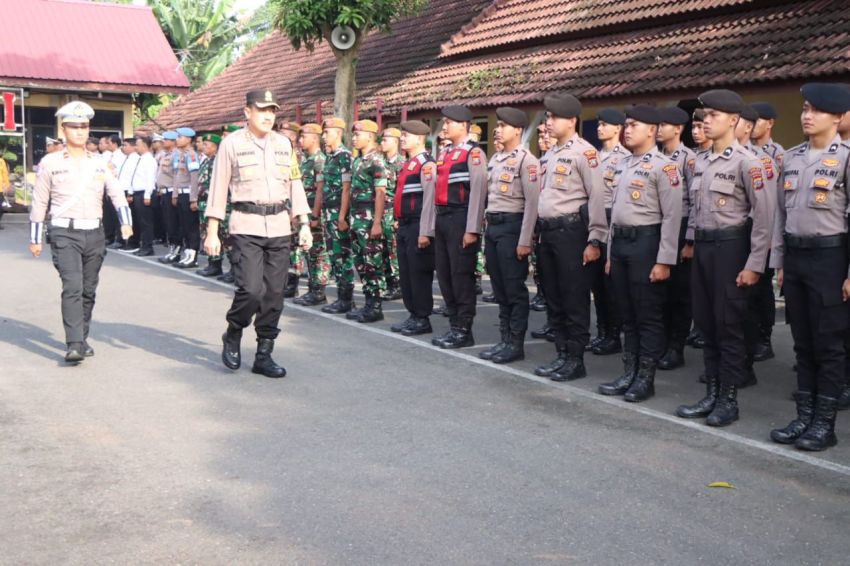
109,150,126,177
117,153,140,194
131,152,158,199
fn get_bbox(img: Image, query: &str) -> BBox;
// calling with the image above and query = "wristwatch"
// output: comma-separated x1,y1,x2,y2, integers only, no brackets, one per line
588,239,601,248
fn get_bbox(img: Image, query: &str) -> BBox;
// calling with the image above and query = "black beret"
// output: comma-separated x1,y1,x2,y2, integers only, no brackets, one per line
658,106,690,125
751,102,777,120
123,137,137,144
496,107,528,128
739,104,759,123
544,93,582,118
441,104,473,122
400,120,431,135
596,108,625,126
698,89,744,113
801,83,850,114
625,105,661,126
692,108,706,122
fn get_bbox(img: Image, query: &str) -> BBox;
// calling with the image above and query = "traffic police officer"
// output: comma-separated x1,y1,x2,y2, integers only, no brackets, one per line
533,93,608,381
597,105,682,402
29,101,133,362
205,89,312,378
478,107,540,364
676,89,774,427
769,83,850,451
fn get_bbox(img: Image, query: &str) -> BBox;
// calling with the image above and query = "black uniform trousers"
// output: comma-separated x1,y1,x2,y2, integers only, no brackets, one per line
48,226,107,344
783,244,849,398
663,217,692,351
435,206,479,329
589,208,620,335
749,260,776,336
484,214,530,334
133,191,154,252
537,220,592,356
150,192,165,242
691,235,752,386
227,234,290,339
397,218,435,319
161,189,182,247
610,227,667,361
177,193,200,251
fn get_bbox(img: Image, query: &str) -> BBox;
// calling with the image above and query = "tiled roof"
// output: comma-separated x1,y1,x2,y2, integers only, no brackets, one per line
439,0,758,58
150,0,493,131
0,0,189,93
377,0,850,112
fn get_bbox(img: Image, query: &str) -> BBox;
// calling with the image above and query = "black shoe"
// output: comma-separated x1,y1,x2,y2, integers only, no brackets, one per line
134,248,155,257
345,305,366,320
624,358,656,402
322,287,355,314
218,271,235,284
551,356,586,382
752,339,774,362
686,328,702,347
401,317,432,336
82,340,95,357
530,323,555,342
357,296,384,323
838,384,850,411
439,327,474,349
592,335,622,356
586,329,606,352
598,353,638,396
120,245,140,253
431,329,454,347
107,241,123,250
391,316,416,333
657,348,684,371
530,293,547,312
706,383,738,427
491,334,524,364
480,326,509,360
65,343,84,363
283,273,300,298
481,293,497,303
676,375,719,418
692,335,706,349
221,328,242,370
294,287,328,306
432,304,447,316
384,286,403,301
197,259,223,277
535,348,568,377
252,338,286,378
795,395,838,451
739,366,758,388
475,279,483,295
771,391,815,444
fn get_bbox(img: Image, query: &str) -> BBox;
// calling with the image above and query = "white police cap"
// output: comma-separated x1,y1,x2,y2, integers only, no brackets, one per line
56,101,95,124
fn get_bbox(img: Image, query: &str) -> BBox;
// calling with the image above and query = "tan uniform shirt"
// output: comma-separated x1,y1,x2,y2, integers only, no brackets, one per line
172,148,200,200
462,143,489,234
609,148,683,265
155,149,173,189
770,136,850,275
663,143,696,219
486,146,540,247
538,134,608,243
688,141,773,273
206,128,310,238
600,143,631,209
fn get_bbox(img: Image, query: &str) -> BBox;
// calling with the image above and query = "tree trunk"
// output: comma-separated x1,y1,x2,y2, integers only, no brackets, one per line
333,48,358,146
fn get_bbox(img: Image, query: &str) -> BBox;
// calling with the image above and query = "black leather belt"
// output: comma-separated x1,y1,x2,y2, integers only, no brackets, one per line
232,200,290,216
612,223,661,240
486,212,523,225
537,213,583,231
694,224,748,242
436,205,467,216
784,233,847,249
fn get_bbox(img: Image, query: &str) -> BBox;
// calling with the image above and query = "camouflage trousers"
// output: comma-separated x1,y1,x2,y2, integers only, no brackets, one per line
198,195,231,259
381,208,399,287
322,207,355,287
290,220,331,287
476,248,486,277
350,206,386,297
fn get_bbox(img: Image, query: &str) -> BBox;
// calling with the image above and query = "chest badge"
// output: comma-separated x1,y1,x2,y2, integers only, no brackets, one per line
814,178,830,188
500,184,509,193
815,191,828,204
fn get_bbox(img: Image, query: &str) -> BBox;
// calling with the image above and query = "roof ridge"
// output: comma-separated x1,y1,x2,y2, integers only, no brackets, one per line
41,0,150,10
439,0,506,56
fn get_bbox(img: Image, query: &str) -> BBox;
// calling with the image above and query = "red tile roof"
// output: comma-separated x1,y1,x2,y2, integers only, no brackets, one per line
439,0,757,58
377,0,850,112
0,0,189,93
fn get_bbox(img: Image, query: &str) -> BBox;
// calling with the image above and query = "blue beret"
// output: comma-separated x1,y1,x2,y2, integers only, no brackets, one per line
176,127,196,138
751,102,777,120
596,108,625,126
162,131,178,141
625,105,661,126
658,106,690,126
801,83,850,115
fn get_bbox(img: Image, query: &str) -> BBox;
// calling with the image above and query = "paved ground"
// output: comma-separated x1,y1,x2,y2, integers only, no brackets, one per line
1,215,849,565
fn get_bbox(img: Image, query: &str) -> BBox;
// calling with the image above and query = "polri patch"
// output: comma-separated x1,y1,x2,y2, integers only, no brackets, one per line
584,149,599,168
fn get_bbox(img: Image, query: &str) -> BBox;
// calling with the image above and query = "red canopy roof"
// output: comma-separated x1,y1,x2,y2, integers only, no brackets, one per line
0,0,190,93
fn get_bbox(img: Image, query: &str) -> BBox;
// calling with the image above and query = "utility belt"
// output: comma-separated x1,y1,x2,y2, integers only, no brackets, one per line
158,187,170,195
784,233,847,250
50,218,102,230
612,223,661,240
232,200,291,216
436,204,467,216
174,187,191,195
536,213,583,232
486,211,523,225
694,223,749,242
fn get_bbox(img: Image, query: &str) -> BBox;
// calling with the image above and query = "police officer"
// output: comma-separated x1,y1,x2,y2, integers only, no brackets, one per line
685,109,711,351
657,106,697,371
391,120,437,336
589,108,629,355
597,105,682,401
769,83,850,451
431,105,488,349
172,127,201,268
381,127,404,300
197,133,224,277
533,93,608,381
676,89,774,427
29,102,133,362
204,89,312,378
157,131,182,263
477,108,540,364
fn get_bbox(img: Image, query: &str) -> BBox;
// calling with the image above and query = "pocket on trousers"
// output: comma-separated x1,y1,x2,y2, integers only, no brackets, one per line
722,283,749,324
819,290,849,334
230,247,242,266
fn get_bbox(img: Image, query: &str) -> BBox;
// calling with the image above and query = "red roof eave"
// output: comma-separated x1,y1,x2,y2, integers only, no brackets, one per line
0,77,190,96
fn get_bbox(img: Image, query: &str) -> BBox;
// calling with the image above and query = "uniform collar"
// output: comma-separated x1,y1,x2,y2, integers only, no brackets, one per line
552,133,579,152
495,146,521,162
709,140,739,161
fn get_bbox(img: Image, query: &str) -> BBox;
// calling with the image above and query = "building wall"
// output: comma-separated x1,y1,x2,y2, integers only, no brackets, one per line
26,92,134,137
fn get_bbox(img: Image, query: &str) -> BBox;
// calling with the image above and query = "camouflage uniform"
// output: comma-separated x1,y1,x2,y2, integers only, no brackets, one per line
349,149,388,297
382,153,403,289
322,146,355,287
198,153,230,257
292,150,330,287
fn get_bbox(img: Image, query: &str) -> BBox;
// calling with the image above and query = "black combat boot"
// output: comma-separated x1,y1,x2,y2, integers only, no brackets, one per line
479,323,509,361
492,332,525,364
706,382,739,427
357,294,384,323
795,395,839,451
551,354,586,382
657,346,684,370
752,328,774,362
475,275,483,295
531,323,555,342
294,285,327,306
624,357,656,402
587,325,606,352
530,291,547,312
283,272,300,298
323,285,355,314
197,257,223,277
771,390,815,444
221,327,242,370
252,338,286,378
391,316,416,333
838,383,850,411
592,326,621,355
535,344,568,377
402,317,432,336
676,375,719,418
217,252,236,283
65,342,84,363
345,296,367,319
598,352,638,396
439,325,474,349
158,244,181,264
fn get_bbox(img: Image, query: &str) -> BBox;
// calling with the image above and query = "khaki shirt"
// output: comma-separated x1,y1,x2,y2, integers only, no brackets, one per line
663,143,696,219
538,133,608,243
600,143,631,209
155,149,173,189
172,148,200,200
486,146,540,247
206,129,310,238
770,136,850,274
688,141,774,273
610,148,683,265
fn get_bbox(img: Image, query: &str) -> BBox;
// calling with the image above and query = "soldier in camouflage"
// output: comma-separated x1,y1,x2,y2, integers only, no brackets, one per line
196,133,229,277
381,127,404,300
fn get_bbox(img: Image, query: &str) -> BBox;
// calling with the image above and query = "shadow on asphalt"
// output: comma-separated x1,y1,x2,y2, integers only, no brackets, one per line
0,317,67,363
93,321,223,372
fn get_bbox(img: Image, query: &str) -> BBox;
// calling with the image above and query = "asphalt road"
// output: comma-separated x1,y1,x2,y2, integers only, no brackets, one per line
1,216,849,565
